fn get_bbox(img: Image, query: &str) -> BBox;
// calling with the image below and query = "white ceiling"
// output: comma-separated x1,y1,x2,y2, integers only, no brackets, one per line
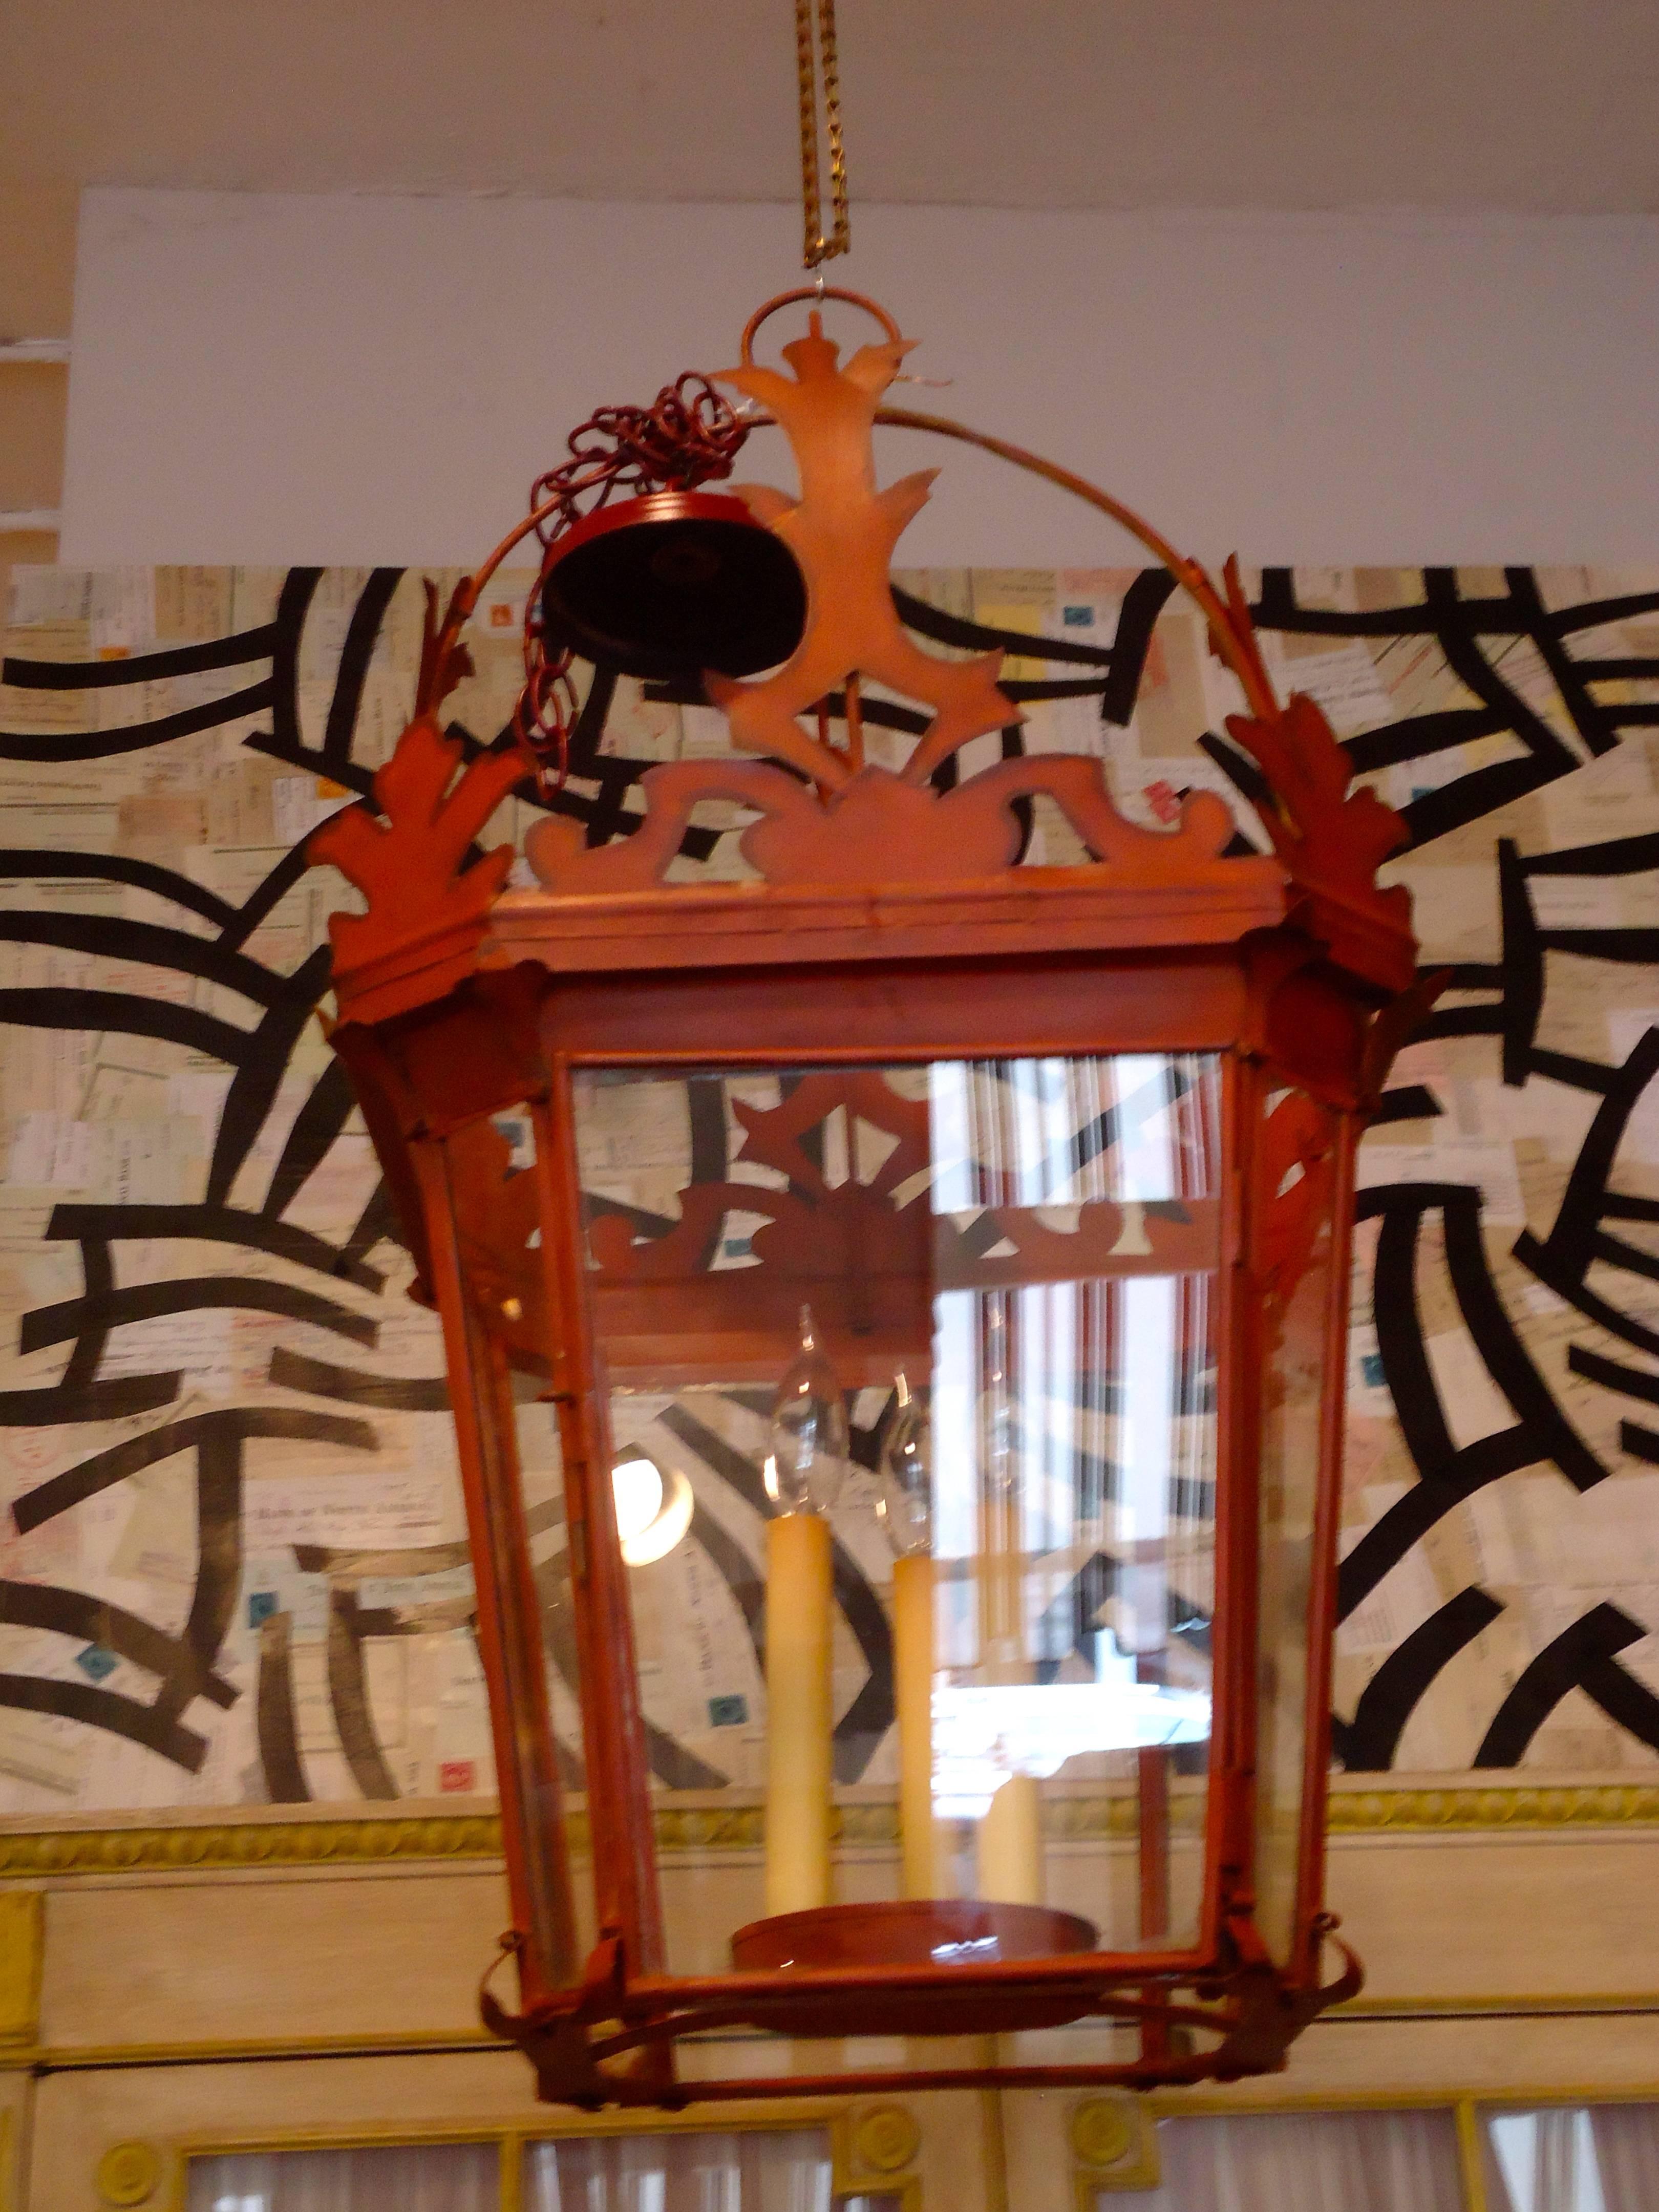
6,0,1659,212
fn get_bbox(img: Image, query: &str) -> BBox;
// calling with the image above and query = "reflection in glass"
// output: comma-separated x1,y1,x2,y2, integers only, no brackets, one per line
1484,2104,1659,2212
1487,2111,1608,2212
523,2126,895,2212
877,1372,932,1557
767,1304,849,1514
612,1449,695,1566
572,1053,1221,1958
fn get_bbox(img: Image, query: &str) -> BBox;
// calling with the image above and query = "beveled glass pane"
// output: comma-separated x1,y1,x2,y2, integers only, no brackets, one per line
571,1054,1221,1981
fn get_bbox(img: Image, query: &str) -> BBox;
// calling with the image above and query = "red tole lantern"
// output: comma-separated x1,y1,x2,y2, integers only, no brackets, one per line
311,287,1428,2109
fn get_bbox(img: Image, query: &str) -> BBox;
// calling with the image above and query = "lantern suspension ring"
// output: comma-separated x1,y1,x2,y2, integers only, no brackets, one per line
738,285,903,366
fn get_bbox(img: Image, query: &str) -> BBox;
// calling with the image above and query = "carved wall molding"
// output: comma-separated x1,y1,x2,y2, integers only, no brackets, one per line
2,1783,1655,1881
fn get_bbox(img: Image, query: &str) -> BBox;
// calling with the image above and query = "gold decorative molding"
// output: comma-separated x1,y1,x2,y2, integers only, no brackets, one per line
1044,1793,1207,1843
1071,2092,1159,2203
0,1895,41,2048
1149,2084,1659,2119
835,2098,924,2211
0,1780,1654,1881
655,1804,764,1853
94,2140,162,2208
848,2102,922,2175
1071,2099,1135,2167
1326,1782,1659,1834
0,1813,503,1879
1455,2098,1492,2212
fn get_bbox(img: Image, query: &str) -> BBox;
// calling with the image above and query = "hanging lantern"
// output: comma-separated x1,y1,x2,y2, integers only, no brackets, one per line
310,270,1433,2107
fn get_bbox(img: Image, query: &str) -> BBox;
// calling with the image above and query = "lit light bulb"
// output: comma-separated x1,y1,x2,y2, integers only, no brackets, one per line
611,1451,694,1566
612,1454,664,1542
877,1371,932,1557
767,1303,848,1516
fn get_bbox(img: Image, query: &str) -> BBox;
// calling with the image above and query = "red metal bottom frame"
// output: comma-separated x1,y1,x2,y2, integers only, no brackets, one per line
479,1919,1363,2110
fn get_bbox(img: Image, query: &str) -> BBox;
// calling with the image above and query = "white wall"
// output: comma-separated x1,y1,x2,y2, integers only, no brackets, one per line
62,188,1659,569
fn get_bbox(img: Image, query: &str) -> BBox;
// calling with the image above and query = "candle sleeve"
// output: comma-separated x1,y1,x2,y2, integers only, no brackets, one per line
892,1550,940,1899
764,1509,835,1916
976,1771,1044,1907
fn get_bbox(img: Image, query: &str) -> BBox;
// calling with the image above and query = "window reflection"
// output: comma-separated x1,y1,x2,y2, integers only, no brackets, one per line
574,1051,1222,1949
925,1056,1219,1802
524,2130,899,2211
1483,2105,1659,2212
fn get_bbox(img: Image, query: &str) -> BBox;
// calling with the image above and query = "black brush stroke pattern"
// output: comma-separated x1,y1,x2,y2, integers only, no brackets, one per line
4,560,1659,1814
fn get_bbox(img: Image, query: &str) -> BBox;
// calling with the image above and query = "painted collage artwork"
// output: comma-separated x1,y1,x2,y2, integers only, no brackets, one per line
2,559,1658,1818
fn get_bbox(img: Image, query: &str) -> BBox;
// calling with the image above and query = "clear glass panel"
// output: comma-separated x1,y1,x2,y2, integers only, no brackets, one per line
571,1055,1221,1979
1097,2109,1462,2210
187,2141,498,2210
1483,2104,1659,2212
446,1110,596,1982
518,1397,599,1972
524,2128,896,2210
1251,1085,1340,1968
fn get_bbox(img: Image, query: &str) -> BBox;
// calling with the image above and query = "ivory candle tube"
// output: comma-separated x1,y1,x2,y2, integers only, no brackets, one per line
764,1509,834,1916
977,1772,1044,1906
892,1551,939,1899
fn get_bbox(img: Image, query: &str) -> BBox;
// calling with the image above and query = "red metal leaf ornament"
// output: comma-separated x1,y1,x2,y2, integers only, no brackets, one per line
1214,563,1414,994
312,711,526,1024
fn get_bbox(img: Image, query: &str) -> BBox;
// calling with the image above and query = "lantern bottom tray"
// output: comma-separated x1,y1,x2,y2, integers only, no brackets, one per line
728,1899,1101,2037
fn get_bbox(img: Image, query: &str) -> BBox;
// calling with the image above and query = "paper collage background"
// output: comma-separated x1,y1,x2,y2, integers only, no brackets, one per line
3,559,1658,1819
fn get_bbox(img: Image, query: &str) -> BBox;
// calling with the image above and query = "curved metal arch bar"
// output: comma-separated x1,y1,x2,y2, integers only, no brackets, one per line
435,400,1282,736
872,402,1279,725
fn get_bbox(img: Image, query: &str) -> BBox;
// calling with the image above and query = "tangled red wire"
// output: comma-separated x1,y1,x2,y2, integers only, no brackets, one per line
512,375,750,792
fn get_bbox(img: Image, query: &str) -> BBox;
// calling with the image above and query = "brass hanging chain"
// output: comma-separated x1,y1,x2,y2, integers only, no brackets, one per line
796,0,849,269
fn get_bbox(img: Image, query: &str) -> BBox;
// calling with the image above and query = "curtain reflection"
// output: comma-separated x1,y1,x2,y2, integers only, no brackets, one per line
524,2129,898,2212
189,2137,903,2212
1108,2110,1462,2211
1486,2106,1659,2212
927,1054,1219,1815
189,2143,497,2212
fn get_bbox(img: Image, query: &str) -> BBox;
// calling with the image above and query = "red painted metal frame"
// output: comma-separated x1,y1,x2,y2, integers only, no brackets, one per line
323,931,1378,2108
1295,1110,1364,1981
307,301,1427,2103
